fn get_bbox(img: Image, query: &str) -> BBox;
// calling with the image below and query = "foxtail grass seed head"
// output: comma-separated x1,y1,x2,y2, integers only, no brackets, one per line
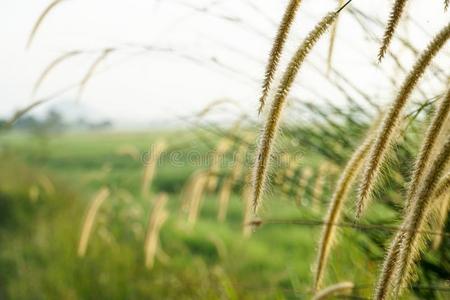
207,138,231,192
431,172,450,249
313,139,371,291
141,140,167,197
378,0,408,62
258,0,302,114
187,172,208,226
144,193,169,270
217,145,246,222
312,163,328,210
295,167,313,206
218,178,233,222
253,10,341,215
78,187,110,257
356,22,450,218
405,87,450,207
312,281,354,300
393,134,450,296
373,231,405,300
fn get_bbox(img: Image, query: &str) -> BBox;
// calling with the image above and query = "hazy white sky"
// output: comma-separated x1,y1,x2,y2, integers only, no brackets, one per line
0,0,448,126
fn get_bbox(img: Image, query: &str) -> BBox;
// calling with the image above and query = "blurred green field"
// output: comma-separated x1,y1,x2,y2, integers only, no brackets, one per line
0,131,396,299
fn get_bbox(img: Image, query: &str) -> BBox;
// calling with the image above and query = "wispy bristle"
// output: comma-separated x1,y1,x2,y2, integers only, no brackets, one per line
26,0,66,49
326,0,345,74
76,49,114,102
32,51,81,97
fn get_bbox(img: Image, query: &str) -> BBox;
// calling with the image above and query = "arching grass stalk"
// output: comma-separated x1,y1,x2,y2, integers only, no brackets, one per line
313,138,372,291
356,22,450,218
252,1,352,215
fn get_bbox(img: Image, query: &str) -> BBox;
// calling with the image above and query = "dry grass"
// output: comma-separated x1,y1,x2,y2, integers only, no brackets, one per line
76,49,114,102
218,144,246,222
32,50,81,96
27,0,66,49
207,138,231,192
78,187,110,257
141,140,167,197
144,193,169,270
187,172,209,226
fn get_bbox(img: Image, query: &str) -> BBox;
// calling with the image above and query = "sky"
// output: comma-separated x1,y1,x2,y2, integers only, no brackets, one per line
0,0,448,127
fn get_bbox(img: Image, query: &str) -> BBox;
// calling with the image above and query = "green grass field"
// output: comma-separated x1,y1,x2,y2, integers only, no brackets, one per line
0,131,400,299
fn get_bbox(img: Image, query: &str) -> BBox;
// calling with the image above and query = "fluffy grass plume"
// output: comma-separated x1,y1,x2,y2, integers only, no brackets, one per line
393,134,450,297
207,138,231,192
313,139,371,291
252,9,344,215
312,281,354,300
187,172,208,226
373,231,404,300
431,172,450,249
78,187,110,257
311,163,329,210
446,0,449,11
281,154,301,193
27,0,66,49
356,22,450,218
141,140,167,197
252,0,356,214
378,0,408,62
405,87,450,206
217,144,246,222
295,167,313,206
258,0,302,114
144,193,169,270
32,50,81,96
